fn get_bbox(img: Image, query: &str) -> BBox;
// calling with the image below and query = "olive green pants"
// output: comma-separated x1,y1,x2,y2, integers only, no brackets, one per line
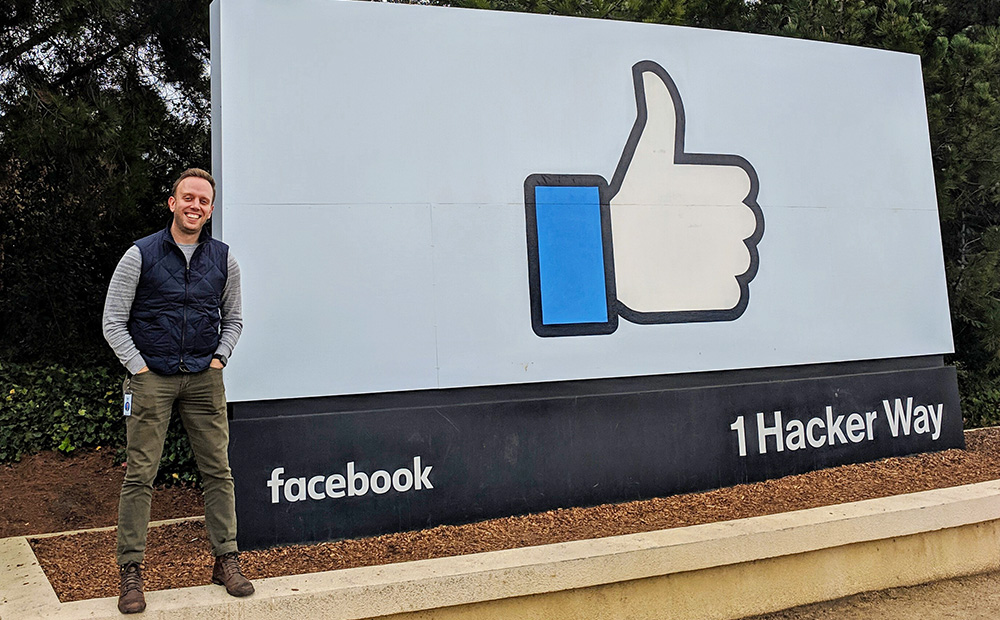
117,368,238,565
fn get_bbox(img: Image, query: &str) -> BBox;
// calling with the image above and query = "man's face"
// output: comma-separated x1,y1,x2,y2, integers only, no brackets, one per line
168,177,215,237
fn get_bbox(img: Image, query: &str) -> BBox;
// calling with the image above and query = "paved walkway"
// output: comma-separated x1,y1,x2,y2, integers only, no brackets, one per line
749,570,1000,619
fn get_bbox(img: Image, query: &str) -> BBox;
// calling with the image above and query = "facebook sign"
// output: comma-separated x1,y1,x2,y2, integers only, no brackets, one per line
213,1,960,549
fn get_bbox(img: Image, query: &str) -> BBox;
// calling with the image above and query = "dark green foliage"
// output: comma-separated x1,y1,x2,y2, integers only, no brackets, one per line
935,0,1000,37
957,360,1000,428
749,0,937,53
684,0,752,31
925,26,1000,426
0,360,120,460
0,360,199,484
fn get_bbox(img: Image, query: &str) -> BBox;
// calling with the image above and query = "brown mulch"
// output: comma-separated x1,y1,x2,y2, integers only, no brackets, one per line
14,428,1000,603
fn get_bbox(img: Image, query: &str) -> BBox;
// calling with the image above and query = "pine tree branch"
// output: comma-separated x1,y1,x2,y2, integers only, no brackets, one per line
0,5,91,68
51,30,146,89
0,22,61,67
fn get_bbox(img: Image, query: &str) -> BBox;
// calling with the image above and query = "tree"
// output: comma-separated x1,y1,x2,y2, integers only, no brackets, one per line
935,0,1000,37
923,25,1000,425
748,0,938,53
0,0,212,363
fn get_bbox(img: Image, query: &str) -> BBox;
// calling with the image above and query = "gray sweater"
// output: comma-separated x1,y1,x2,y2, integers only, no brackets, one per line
102,243,243,374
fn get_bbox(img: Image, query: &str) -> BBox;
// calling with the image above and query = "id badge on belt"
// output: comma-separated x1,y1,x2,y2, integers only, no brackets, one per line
123,375,133,417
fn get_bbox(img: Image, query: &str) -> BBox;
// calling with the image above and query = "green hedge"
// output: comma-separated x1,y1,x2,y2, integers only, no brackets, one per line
956,362,1000,429
0,361,200,484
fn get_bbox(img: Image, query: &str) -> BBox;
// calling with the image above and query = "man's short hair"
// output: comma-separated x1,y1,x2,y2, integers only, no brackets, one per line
172,168,216,203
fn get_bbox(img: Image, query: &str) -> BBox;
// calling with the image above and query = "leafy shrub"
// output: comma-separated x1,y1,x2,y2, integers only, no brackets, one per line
1,360,199,484
957,361,1000,428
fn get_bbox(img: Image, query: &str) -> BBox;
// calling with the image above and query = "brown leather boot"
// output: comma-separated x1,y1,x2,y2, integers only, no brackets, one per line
117,562,146,614
212,552,255,597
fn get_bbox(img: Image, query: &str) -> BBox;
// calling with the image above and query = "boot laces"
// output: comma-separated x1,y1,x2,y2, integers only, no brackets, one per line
220,552,244,577
120,562,142,594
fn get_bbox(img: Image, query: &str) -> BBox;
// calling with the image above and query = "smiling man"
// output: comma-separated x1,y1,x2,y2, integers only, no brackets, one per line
102,168,252,613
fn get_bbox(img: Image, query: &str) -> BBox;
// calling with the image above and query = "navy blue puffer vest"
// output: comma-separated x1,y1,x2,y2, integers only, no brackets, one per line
128,226,229,375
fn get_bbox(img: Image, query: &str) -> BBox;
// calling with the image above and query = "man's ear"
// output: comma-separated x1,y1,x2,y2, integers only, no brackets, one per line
168,195,177,212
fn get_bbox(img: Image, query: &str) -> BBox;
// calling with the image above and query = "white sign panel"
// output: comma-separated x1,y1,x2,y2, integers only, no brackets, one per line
211,0,953,402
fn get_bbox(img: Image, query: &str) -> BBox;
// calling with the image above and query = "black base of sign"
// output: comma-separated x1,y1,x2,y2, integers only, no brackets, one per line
230,356,962,550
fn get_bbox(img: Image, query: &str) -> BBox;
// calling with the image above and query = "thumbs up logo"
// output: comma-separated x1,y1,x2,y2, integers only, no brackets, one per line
525,61,764,337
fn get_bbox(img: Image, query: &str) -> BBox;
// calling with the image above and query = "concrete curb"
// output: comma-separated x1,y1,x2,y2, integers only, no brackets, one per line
3,480,1000,619
27,516,205,540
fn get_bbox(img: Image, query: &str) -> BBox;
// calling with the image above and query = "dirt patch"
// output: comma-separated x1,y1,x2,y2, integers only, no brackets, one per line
17,428,1000,602
0,449,202,539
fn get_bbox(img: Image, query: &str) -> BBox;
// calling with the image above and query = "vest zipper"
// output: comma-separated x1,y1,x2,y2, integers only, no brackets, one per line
180,241,204,371
180,263,190,369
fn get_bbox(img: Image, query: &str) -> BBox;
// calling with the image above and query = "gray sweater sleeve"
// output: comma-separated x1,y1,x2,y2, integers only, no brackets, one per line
102,246,147,374
102,246,244,372
216,252,243,364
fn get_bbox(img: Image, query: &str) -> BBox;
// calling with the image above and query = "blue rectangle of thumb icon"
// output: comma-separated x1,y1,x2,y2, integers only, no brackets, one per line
524,174,618,337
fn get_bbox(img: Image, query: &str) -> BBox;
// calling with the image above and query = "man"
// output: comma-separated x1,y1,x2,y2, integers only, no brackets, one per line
103,168,253,614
